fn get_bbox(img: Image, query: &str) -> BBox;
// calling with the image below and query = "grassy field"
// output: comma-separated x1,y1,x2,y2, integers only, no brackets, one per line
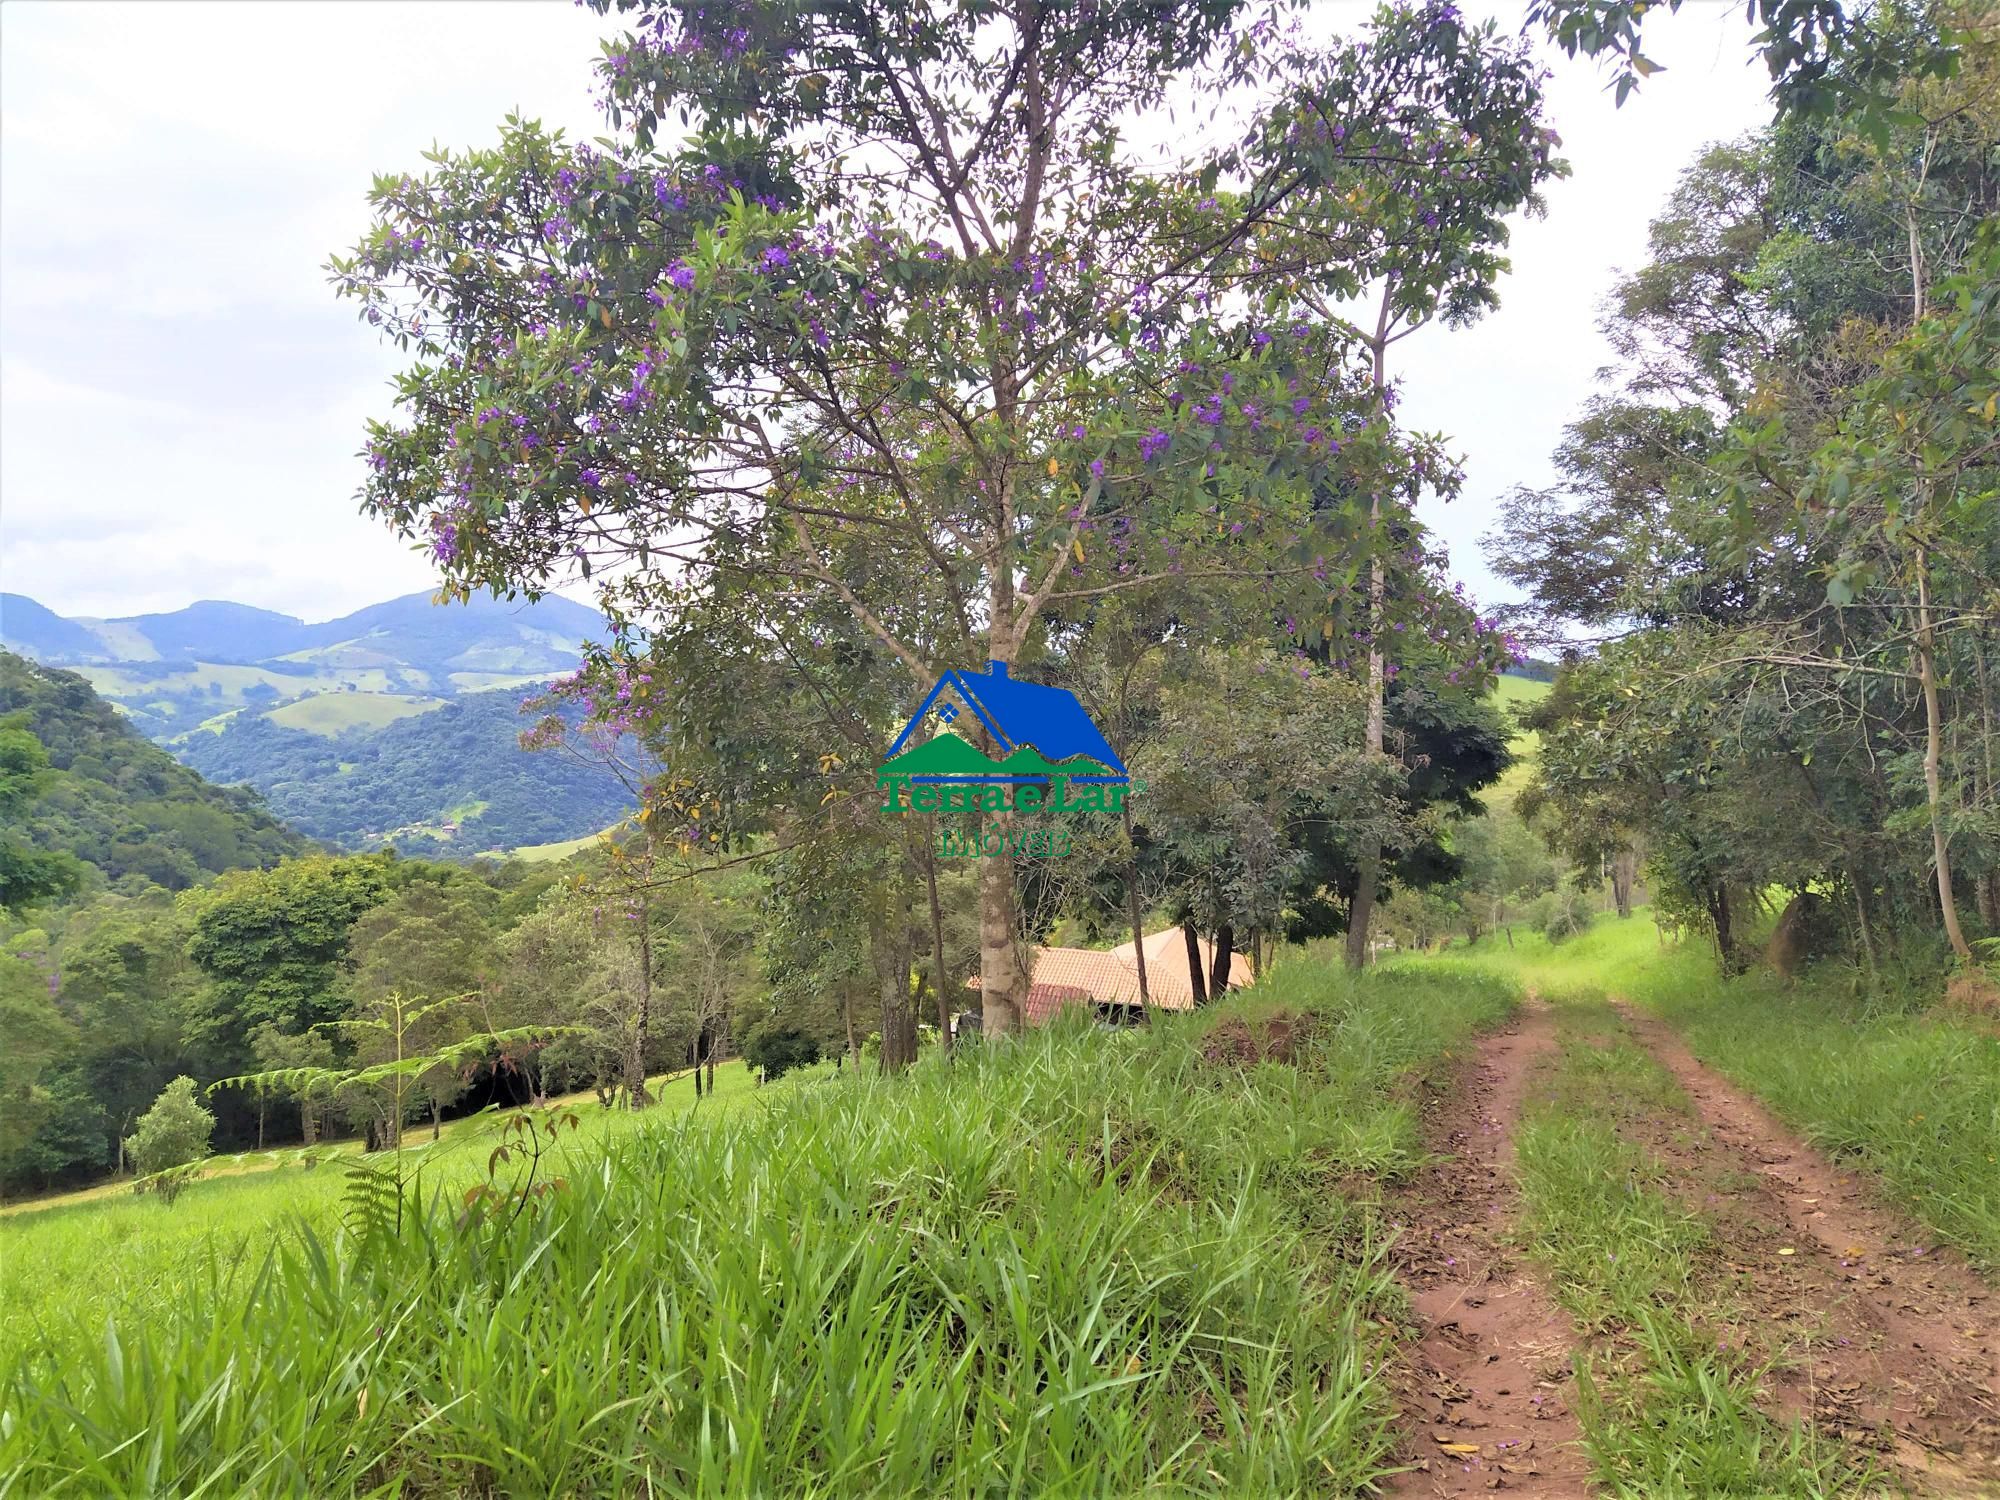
448,671,551,693
0,1063,760,1361
0,1061,758,1219
507,826,615,862
264,692,445,736
1491,671,1551,710
0,957,1517,1494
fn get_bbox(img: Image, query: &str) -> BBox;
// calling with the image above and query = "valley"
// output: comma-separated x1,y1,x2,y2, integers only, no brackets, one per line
0,590,632,855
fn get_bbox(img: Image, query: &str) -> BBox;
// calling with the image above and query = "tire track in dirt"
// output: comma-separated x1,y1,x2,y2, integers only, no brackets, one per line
1383,1002,1594,1496
1614,1000,2000,1492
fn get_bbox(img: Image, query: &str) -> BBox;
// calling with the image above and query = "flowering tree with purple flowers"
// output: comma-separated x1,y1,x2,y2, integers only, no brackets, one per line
335,0,1553,1032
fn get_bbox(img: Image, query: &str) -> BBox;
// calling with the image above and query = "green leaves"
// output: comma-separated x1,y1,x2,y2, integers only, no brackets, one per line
335,0,1563,707
1529,0,1962,135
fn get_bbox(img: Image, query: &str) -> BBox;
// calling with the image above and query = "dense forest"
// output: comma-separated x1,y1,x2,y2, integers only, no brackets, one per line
178,688,639,854
0,653,304,892
1491,12,1999,972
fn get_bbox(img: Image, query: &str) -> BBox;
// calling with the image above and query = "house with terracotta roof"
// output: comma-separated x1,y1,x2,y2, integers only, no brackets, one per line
968,926,1255,1029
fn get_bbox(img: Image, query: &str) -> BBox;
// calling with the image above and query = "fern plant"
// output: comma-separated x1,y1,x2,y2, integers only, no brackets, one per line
214,992,579,1239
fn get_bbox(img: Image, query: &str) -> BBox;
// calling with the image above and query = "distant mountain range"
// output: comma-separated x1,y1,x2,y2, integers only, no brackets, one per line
1,589,606,736
5,587,601,681
0,590,629,856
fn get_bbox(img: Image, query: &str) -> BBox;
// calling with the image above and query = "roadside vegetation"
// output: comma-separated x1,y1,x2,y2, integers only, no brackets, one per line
1,960,1514,1495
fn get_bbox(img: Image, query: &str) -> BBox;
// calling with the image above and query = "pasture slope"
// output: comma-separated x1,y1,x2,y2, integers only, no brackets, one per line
4,927,1997,1495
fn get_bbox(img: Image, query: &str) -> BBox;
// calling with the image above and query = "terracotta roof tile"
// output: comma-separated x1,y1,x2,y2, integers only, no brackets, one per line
966,928,1256,1022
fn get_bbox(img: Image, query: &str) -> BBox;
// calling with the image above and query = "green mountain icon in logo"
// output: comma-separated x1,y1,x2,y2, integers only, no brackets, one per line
879,731,1002,776
879,733,1119,781
998,746,1115,778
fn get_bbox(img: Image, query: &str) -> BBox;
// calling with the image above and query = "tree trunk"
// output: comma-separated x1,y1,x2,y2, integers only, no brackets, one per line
693,1037,705,1098
1209,923,1234,996
1610,850,1637,920
257,1096,266,1152
977,628,1027,1033
1345,862,1380,970
1915,550,1973,960
977,851,1026,1036
872,898,916,1072
925,826,953,1050
1347,310,1393,972
1182,920,1210,1007
1850,865,1879,978
1710,884,1739,973
1121,798,1152,1021
626,879,657,1108
431,1097,441,1142
842,982,860,1068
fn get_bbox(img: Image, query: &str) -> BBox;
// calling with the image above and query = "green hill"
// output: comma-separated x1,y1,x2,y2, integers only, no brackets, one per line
0,651,307,893
3,593,619,853
177,690,637,855
264,693,446,737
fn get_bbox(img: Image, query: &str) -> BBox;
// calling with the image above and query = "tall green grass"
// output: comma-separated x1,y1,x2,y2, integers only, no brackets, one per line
0,1061,762,1371
1386,907,1674,997
2,963,1515,1495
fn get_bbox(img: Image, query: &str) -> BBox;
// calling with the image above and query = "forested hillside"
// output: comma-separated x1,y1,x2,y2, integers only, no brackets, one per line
0,592,629,851
0,653,304,891
178,689,638,854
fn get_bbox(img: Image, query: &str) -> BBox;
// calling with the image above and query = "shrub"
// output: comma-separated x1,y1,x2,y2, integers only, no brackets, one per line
739,1024,821,1082
124,1076,215,1182
1530,884,1598,944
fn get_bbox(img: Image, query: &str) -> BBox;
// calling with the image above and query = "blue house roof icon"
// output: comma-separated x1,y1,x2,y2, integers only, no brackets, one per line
886,661,1128,777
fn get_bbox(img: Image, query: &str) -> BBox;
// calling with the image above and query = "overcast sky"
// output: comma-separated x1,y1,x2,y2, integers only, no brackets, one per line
0,1,1771,626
